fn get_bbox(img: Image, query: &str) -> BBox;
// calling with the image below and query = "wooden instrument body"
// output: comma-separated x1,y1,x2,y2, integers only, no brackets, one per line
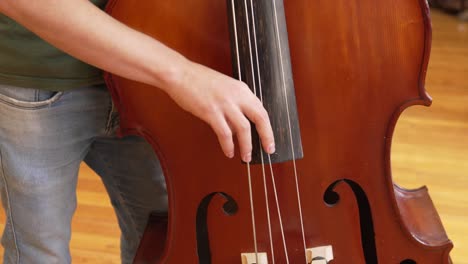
105,0,453,263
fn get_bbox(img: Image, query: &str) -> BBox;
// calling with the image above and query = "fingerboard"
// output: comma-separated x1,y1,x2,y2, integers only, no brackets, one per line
226,0,303,164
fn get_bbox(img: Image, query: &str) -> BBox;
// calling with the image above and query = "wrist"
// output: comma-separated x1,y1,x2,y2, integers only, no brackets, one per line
151,50,191,94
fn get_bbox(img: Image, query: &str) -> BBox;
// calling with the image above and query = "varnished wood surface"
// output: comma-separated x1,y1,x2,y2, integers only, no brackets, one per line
0,8,466,263
109,0,449,262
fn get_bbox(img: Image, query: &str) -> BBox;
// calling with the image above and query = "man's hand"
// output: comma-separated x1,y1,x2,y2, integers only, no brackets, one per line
167,61,275,162
0,0,275,162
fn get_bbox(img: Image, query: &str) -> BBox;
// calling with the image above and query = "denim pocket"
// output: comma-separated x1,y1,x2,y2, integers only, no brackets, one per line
0,84,64,109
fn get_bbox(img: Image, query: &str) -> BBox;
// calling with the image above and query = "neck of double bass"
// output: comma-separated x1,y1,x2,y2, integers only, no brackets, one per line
226,0,303,164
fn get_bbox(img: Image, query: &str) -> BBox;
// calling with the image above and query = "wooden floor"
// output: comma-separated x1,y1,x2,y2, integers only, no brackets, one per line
0,8,466,264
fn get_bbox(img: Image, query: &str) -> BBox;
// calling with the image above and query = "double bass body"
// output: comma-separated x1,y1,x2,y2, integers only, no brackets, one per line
105,0,453,263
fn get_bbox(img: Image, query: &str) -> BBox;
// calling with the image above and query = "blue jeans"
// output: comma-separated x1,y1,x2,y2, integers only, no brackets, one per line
0,84,167,264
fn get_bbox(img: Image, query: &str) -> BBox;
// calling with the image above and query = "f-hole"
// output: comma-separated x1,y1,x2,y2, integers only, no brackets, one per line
324,180,418,264
324,179,378,263
196,192,238,264
401,259,417,264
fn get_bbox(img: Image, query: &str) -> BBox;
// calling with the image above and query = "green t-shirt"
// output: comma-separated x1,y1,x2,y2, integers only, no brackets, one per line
0,0,109,91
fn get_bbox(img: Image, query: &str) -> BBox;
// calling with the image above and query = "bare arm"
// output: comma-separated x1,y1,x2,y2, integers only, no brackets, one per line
0,0,275,162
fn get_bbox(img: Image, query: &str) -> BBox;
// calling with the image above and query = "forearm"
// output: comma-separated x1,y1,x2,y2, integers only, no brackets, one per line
0,0,187,92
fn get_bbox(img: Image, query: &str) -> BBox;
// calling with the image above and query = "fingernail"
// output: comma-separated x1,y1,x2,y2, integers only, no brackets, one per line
243,153,252,163
227,152,234,158
267,143,275,154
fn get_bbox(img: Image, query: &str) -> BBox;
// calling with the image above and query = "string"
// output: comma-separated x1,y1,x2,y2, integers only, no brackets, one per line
245,0,300,262
231,1,259,263
247,0,276,262
233,1,309,263
242,0,298,262
270,0,308,262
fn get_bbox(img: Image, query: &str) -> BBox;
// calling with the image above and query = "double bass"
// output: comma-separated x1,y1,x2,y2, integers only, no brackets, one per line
104,0,453,263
